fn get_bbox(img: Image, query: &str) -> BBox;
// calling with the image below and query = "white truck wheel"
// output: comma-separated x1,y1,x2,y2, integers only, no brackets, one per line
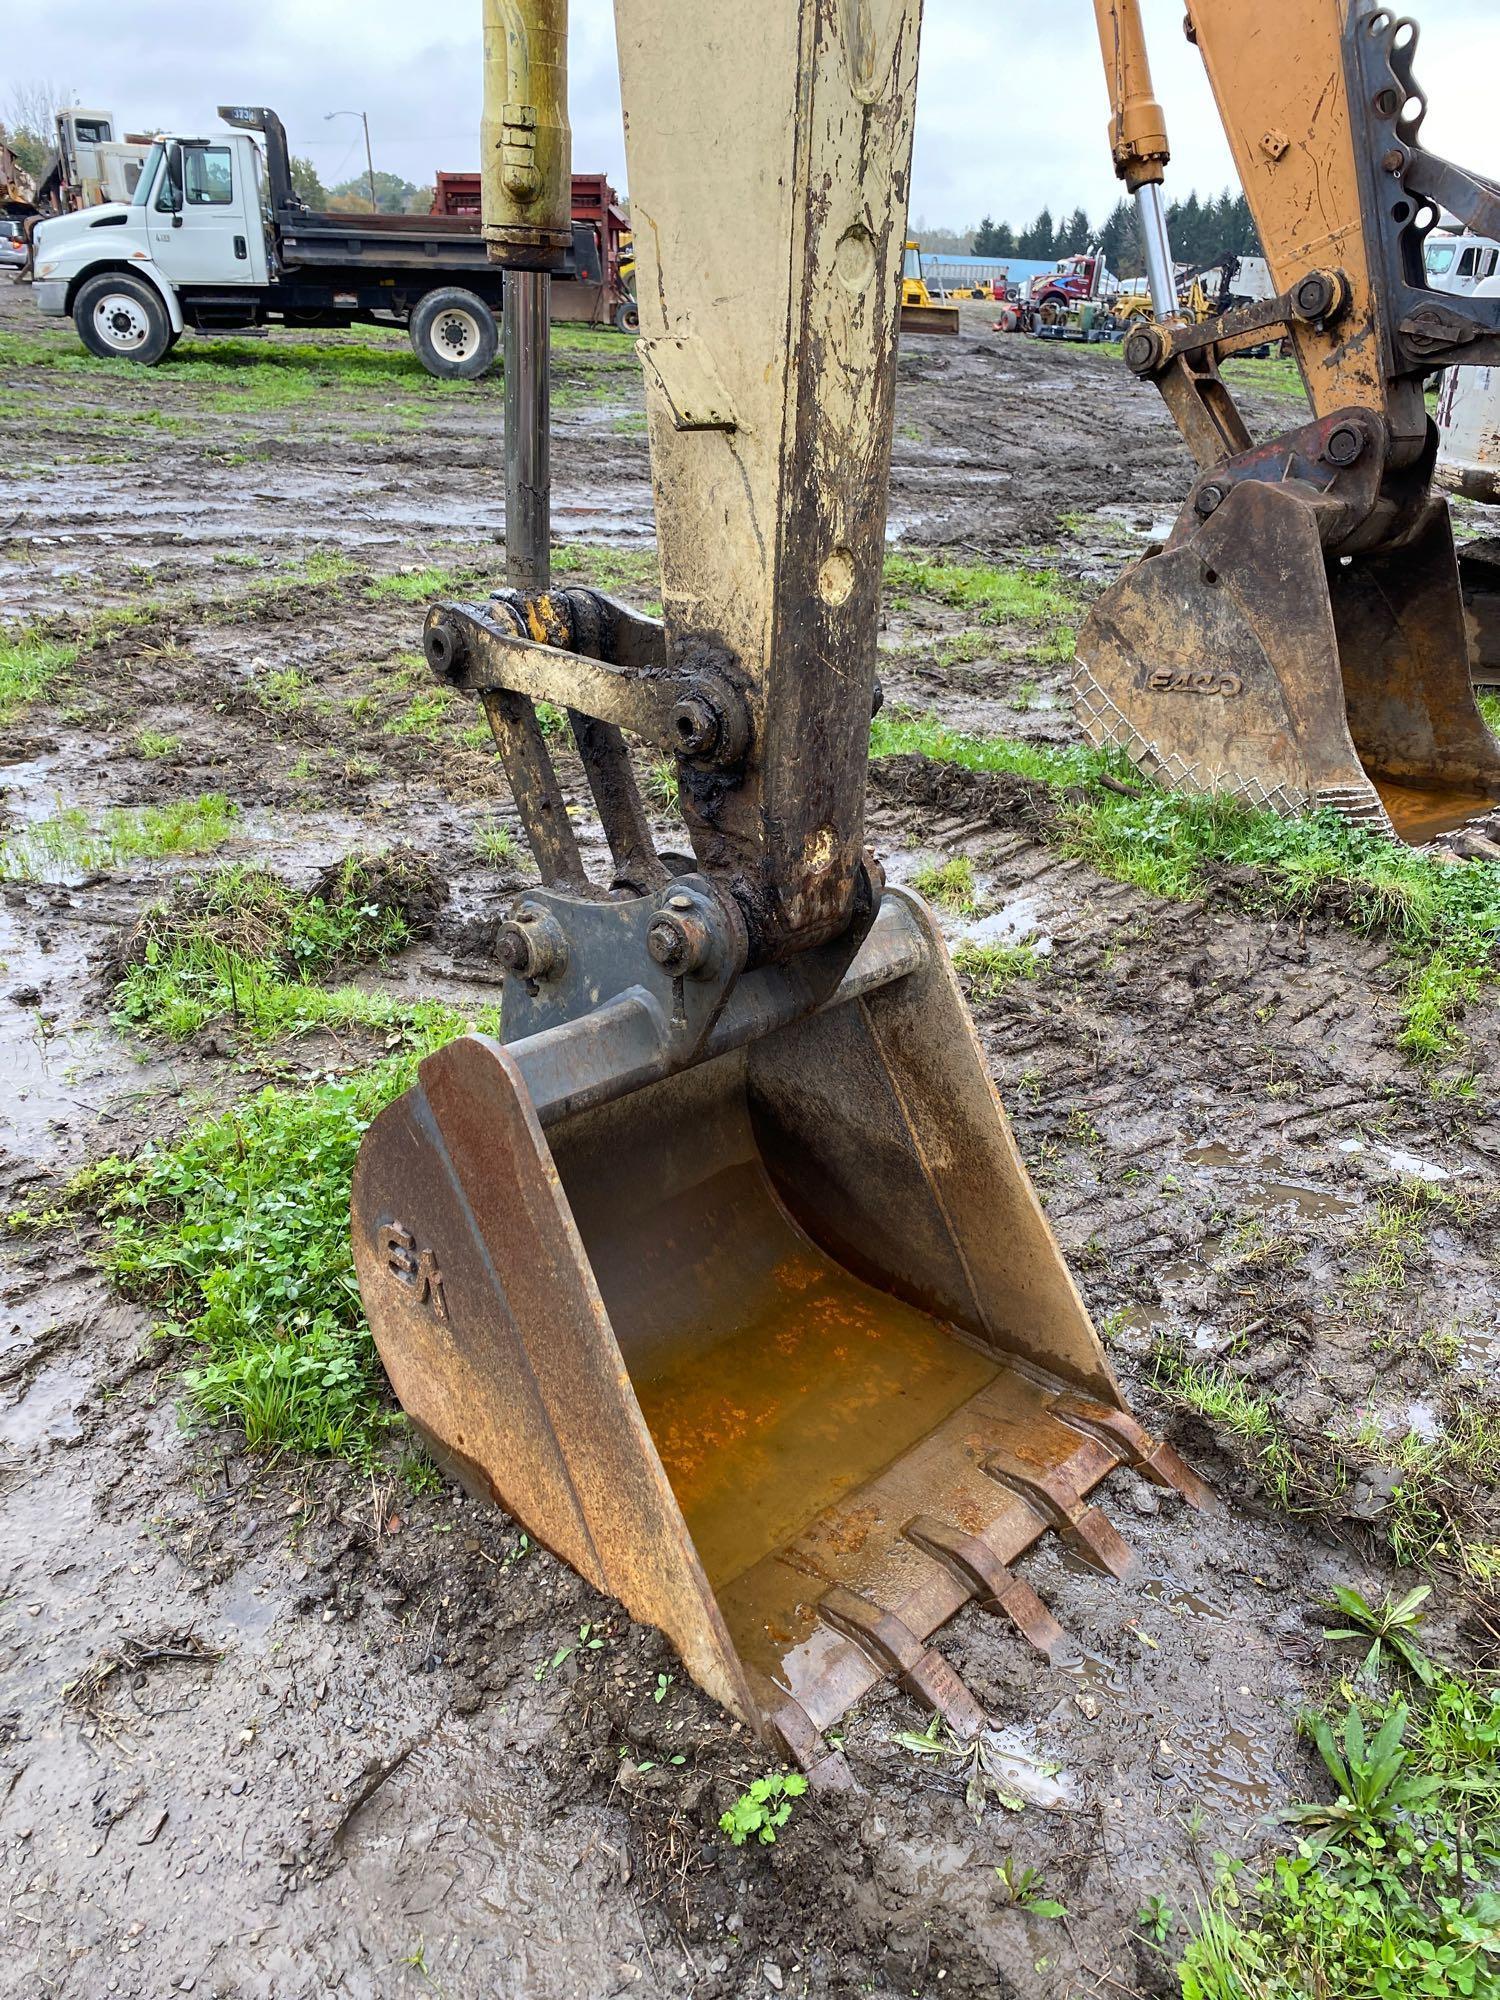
73,273,173,366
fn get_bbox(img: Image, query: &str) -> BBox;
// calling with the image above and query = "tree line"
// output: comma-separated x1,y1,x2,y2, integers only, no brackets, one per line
973,189,1261,276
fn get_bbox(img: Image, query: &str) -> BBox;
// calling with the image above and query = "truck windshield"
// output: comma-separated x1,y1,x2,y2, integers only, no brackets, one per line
1426,243,1456,276
131,141,164,208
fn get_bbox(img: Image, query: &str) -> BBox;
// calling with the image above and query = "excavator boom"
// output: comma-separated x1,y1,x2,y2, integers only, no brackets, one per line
349,0,1211,1773
1079,0,1500,843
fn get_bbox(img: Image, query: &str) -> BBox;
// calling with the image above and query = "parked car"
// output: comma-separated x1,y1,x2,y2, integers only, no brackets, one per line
0,215,28,269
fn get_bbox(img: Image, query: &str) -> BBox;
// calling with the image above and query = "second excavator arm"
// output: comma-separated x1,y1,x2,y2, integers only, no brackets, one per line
1082,0,1500,842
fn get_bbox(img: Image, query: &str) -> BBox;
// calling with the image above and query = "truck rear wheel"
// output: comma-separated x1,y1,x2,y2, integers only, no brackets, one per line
409,288,498,380
74,273,172,365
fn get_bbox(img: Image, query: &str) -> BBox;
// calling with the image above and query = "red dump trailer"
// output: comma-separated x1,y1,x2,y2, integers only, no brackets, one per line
432,171,633,330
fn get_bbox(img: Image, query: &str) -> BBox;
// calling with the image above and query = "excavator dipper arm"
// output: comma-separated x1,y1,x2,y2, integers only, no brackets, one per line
349,0,1213,1771
1079,0,1500,842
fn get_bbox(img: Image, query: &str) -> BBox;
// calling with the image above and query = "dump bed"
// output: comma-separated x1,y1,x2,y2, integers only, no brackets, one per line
276,206,491,273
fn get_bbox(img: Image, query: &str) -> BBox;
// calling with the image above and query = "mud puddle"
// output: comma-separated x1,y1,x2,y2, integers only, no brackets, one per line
5,281,1500,2000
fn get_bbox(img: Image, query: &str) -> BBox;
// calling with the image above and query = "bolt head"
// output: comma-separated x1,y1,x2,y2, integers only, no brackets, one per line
496,905,568,982
670,695,719,757
647,915,688,971
647,906,714,978
1195,483,1227,516
1324,422,1365,467
496,926,532,974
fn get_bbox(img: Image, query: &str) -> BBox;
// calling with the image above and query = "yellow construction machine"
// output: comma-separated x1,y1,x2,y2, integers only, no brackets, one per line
1079,0,1500,843
349,0,1212,1780
900,238,961,335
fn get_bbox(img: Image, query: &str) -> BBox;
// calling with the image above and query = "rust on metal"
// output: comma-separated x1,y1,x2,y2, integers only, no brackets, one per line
903,1514,1071,1659
351,891,1206,1758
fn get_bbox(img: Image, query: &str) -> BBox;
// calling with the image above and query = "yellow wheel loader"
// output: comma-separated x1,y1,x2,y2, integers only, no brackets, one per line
900,238,961,335
349,0,1211,1781
1078,0,1500,843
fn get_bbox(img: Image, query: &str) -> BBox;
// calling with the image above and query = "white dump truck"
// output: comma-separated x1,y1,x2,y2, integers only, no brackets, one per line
28,105,599,380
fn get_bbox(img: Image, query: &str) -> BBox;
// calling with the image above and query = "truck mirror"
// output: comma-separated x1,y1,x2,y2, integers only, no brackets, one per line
165,141,185,224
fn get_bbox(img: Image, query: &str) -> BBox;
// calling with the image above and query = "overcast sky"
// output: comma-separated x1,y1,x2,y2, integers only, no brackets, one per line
21,0,1498,233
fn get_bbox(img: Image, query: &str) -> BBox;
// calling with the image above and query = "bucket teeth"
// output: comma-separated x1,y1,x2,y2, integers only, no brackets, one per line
902,1515,1071,1660
981,1456,1138,1582
818,1585,989,1739
764,1691,857,1790
1050,1395,1222,1515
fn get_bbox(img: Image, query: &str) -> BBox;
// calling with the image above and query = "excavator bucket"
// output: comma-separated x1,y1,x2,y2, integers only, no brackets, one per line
352,889,1213,1771
347,0,1214,1770
1075,483,1500,842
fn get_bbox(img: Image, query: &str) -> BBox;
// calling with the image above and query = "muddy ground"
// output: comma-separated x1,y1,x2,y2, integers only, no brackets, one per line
2,281,1498,2000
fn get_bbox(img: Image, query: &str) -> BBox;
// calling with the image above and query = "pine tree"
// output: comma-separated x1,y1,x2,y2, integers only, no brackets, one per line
1058,206,1092,255
1099,198,1142,280
1018,206,1056,260
973,216,999,256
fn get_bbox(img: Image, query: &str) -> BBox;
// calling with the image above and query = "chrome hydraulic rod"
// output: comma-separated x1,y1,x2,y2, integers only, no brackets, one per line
1135,181,1179,322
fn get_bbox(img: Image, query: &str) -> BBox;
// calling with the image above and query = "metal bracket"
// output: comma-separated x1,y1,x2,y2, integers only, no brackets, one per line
1345,2,1500,374
498,872,747,1063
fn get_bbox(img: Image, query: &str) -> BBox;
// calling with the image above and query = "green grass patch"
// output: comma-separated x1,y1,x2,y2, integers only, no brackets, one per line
15,854,484,1460
0,795,238,883
1479,691,1500,737
870,709,1500,1059
643,756,681,816
0,630,78,721
1151,1350,1298,1508
870,707,1110,787
45,1021,487,1462
1221,349,1307,401
952,938,1040,994
911,853,980,915
365,564,490,604
132,728,180,760
1180,1595,1500,1999
550,543,661,597
111,858,426,1042
882,552,1077,635
473,822,517,865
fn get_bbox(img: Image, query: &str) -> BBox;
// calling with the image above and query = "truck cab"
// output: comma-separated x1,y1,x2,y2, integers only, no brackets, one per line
1425,232,1500,298
135,132,270,290
1030,251,1110,310
31,130,268,360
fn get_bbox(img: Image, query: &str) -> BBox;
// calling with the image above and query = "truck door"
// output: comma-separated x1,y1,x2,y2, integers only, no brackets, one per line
148,140,261,287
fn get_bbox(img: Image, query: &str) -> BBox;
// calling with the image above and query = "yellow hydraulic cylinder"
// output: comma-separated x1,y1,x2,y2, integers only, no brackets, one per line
482,0,572,264
1092,0,1170,190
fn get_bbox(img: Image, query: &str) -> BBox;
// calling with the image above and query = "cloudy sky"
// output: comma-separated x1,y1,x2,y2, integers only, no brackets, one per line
20,0,1498,234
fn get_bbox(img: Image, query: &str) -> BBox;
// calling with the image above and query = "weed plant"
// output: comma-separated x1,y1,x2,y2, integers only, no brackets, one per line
1180,1593,1500,1999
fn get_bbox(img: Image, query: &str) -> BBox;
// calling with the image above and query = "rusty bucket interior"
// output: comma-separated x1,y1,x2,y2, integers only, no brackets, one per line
1076,484,1500,844
352,892,1211,1768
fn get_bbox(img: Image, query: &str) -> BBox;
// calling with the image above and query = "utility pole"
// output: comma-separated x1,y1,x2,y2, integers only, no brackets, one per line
325,110,378,212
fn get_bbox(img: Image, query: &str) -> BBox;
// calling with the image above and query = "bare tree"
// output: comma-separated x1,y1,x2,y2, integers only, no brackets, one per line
7,78,73,137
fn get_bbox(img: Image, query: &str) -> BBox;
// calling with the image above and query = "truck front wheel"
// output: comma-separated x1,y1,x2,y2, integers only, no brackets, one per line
74,273,173,365
409,288,499,381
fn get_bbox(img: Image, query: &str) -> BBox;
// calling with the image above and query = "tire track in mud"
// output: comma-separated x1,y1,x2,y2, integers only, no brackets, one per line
4,286,1500,2000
